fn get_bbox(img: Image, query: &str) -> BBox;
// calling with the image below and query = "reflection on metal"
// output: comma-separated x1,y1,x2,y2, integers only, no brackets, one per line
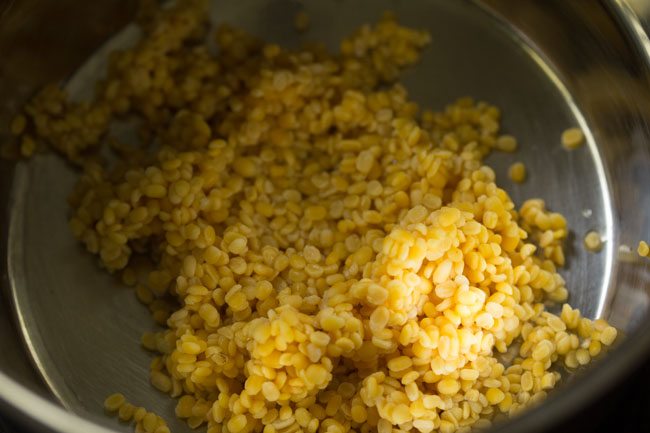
610,0,650,67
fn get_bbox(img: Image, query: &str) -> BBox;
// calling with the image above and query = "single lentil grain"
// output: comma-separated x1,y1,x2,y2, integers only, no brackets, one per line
104,393,126,412
508,162,526,183
584,231,603,252
561,127,585,150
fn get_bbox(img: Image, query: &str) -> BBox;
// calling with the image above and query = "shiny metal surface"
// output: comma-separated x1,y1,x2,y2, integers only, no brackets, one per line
1,1,650,433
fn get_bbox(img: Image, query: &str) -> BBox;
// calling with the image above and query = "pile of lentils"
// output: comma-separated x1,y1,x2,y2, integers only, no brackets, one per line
11,1,618,433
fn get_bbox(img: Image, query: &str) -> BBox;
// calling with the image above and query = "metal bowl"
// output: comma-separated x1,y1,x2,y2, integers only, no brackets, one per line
1,1,650,433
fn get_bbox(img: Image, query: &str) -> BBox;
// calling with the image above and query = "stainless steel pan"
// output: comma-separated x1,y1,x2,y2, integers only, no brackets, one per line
1,1,650,433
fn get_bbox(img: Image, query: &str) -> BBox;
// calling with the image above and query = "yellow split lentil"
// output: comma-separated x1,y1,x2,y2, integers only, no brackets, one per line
584,231,603,253
293,11,310,32
508,162,526,183
495,135,518,153
103,393,126,412
561,127,585,150
18,1,619,433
